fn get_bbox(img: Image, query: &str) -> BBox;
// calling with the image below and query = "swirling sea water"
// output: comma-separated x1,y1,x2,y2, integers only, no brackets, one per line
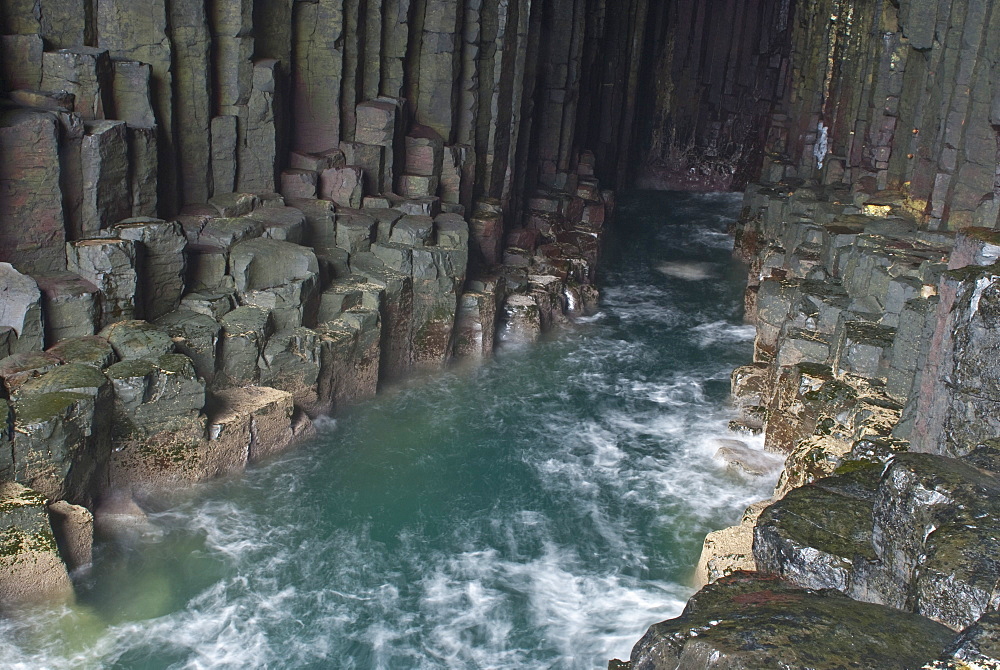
1,191,780,669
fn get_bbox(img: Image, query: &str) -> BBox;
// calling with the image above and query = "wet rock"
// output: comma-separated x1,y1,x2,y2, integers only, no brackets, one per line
258,327,324,414
630,573,953,670
755,464,881,594
12,389,109,504
498,295,541,346
0,263,45,355
714,439,781,477
48,500,94,574
0,482,74,610
208,386,303,464
694,500,771,587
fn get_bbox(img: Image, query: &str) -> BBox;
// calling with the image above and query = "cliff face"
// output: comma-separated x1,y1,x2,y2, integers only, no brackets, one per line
0,0,647,608
629,0,1000,668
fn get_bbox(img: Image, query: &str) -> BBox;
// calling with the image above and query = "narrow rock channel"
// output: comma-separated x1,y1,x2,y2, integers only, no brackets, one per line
0,192,778,668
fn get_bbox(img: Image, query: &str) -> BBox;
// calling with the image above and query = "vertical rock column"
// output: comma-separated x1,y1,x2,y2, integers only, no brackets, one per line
0,110,66,274
171,0,214,204
292,0,344,153
97,0,176,213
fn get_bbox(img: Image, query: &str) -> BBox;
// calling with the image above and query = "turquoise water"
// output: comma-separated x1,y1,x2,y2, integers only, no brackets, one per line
2,191,779,669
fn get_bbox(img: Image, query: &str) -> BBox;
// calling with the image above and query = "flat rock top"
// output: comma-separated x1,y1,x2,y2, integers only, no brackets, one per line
631,573,954,670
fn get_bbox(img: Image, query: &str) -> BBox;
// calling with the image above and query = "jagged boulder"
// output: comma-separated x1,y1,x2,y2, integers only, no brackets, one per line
629,573,953,670
0,263,45,354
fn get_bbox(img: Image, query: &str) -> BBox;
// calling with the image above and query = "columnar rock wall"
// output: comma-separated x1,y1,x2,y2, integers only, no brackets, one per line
625,1,1000,668
0,0,633,608
632,0,794,191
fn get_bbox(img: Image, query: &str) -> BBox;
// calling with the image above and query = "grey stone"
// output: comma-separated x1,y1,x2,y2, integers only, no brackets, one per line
98,320,175,361
0,263,45,355
67,238,139,328
34,272,99,344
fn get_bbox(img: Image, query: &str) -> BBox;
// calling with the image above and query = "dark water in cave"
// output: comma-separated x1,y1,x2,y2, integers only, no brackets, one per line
1,191,780,669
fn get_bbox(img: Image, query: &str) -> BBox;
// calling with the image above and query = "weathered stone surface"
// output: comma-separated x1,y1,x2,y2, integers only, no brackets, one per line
0,483,74,610
41,48,112,121
169,0,214,204
320,166,363,208
209,192,257,218
98,321,175,362
97,0,175,211
230,239,320,329
48,500,93,574
258,327,324,413
154,310,221,383
0,109,66,274
217,306,272,387
105,354,205,436
0,352,64,396
81,120,129,235
237,59,280,193
498,295,541,346
47,336,116,369
34,272,98,344
292,0,343,152
12,387,110,504
180,290,235,320
111,61,156,129
127,125,159,218
199,216,263,248
211,115,238,195
629,573,954,670
109,218,187,321
340,140,384,194
67,238,139,328
250,206,307,244
0,263,45,355
280,169,318,199
209,386,300,464
1,34,43,91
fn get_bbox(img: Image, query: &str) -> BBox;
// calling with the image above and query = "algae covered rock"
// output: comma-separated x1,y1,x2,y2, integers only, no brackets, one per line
630,573,953,670
47,336,117,369
105,354,205,436
0,482,74,610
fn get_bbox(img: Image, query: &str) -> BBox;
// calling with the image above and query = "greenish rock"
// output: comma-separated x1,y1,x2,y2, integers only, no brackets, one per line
754,465,880,594
350,252,414,381
12,390,109,505
109,218,187,321
217,306,272,387
154,310,222,383
258,327,325,415
16,364,110,398
105,354,205,436
230,239,320,329
335,212,377,253
630,573,953,670
34,272,99,343
47,336,116,369
0,482,73,609
0,351,64,395
0,399,12,481
99,320,175,361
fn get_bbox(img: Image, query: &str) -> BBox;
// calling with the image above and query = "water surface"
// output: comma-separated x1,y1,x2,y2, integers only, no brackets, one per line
2,191,779,669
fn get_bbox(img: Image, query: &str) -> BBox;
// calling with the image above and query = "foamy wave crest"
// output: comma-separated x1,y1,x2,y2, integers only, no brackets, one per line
690,321,757,347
